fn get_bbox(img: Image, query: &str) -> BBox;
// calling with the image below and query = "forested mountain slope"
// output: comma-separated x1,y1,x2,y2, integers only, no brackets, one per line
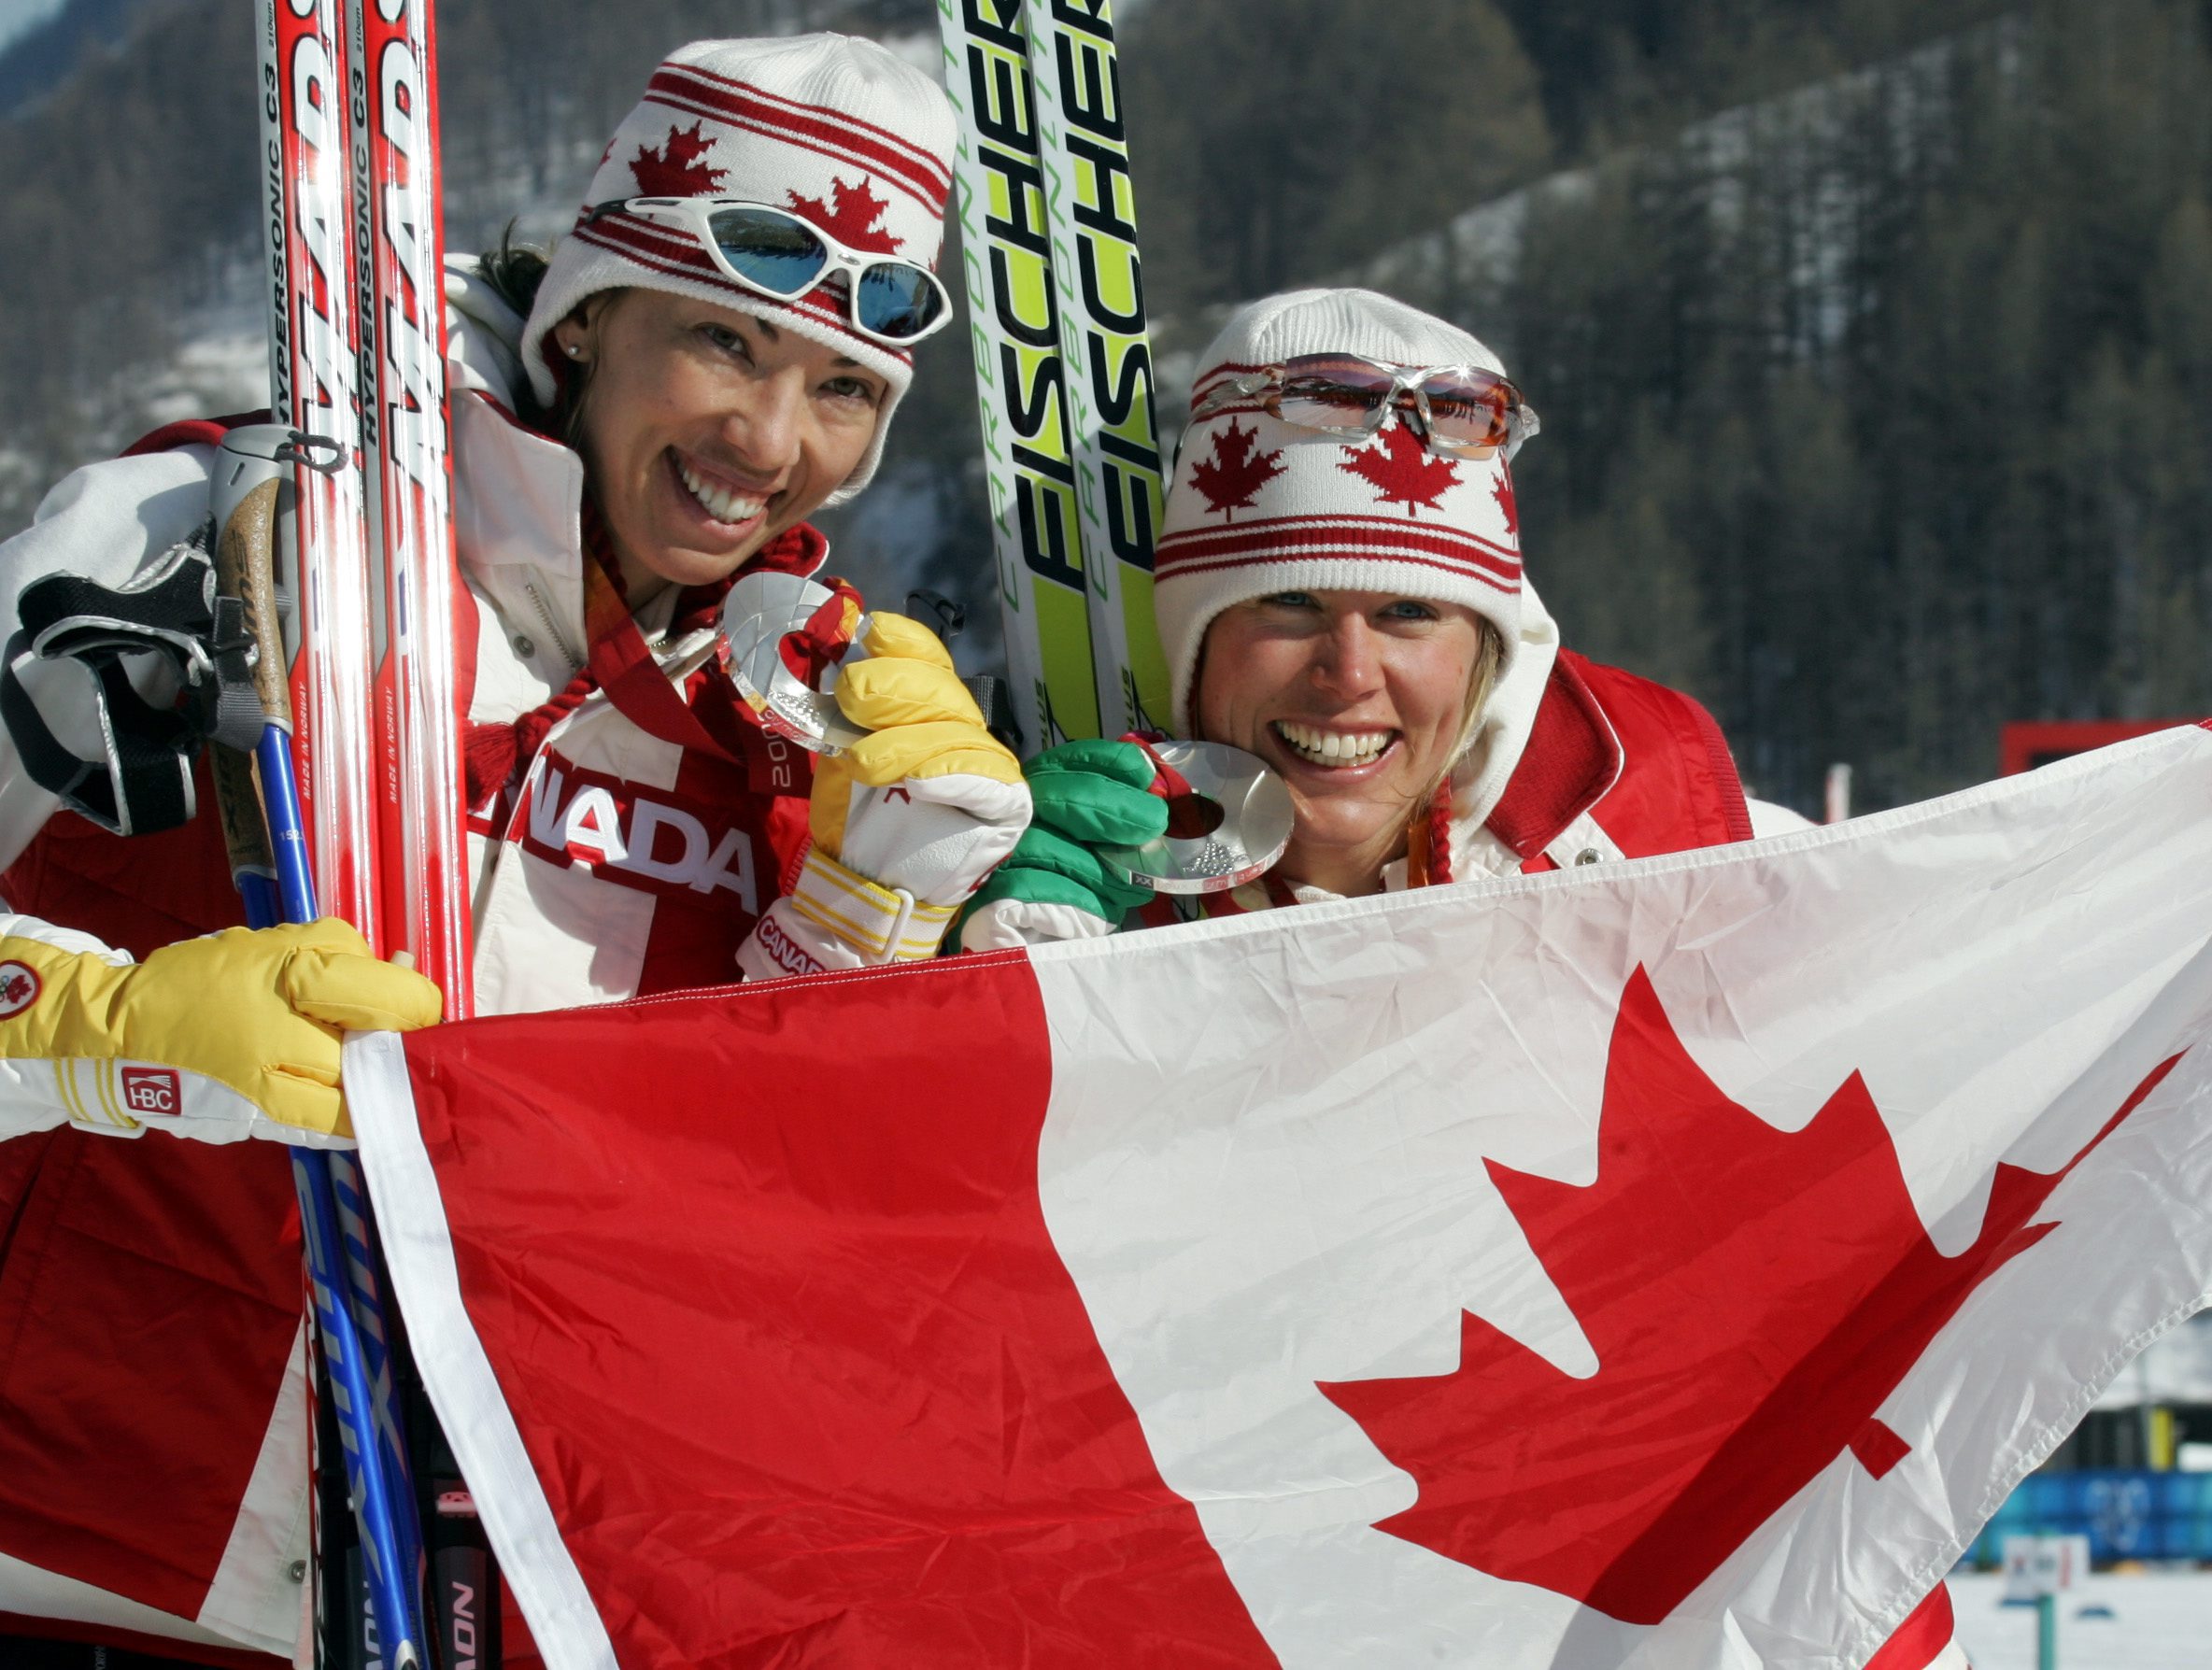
4,0,2200,809
1366,4,2212,808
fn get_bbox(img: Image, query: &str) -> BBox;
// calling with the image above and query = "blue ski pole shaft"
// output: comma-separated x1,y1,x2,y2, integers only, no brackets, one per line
245,788,428,1670
214,741,423,1668
211,435,428,1668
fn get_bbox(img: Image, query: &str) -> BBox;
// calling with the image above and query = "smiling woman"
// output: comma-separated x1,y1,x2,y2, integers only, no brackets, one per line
551,292,888,603
444,36,1024,999
1193,588,1499,897
960,289,1754,949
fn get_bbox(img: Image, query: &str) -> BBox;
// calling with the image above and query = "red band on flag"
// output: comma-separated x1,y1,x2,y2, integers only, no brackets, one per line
0,1138,301,1620
392,954,1272,1666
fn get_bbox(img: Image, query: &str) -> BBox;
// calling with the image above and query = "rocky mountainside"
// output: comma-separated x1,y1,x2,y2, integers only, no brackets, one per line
0,0,158,118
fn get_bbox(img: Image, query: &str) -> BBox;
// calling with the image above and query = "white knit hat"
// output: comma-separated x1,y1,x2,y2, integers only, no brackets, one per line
1156,289,1530,734
520,35,957,503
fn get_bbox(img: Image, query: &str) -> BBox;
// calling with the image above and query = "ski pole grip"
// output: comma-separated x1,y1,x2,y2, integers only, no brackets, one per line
208,425,299,897
212,424,298,727
214,481,293,728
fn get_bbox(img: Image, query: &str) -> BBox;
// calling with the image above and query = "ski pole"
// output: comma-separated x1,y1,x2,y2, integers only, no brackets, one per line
209,428,429,1670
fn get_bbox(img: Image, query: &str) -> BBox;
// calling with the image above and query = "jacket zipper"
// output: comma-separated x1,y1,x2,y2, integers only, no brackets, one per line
518,578,584,671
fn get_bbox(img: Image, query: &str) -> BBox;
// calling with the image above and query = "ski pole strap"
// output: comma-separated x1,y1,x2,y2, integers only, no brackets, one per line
905,587,1020,751
964,673,1020,752
0,533,263,834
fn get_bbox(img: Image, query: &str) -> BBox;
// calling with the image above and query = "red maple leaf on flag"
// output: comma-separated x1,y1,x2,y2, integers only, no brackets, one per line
1189,419,1286,521
1337,417,1462,516
1492,469,1519,536
1318,967,2179,1626
787,177,903,254
631,122,727,197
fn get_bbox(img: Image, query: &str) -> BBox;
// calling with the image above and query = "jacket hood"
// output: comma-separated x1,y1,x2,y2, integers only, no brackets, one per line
1444,573,1561,855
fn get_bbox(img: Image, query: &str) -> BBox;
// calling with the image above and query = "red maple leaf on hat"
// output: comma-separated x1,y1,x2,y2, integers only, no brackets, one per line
1492,469,1519,536
1189,419,1285,521
1318,966,2178,1625
631,121,727,197
787,177,903,254
1338,417,1462,516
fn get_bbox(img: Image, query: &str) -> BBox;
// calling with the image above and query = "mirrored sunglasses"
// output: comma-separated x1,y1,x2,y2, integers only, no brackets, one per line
587,197,953,347
1193,353,1539,460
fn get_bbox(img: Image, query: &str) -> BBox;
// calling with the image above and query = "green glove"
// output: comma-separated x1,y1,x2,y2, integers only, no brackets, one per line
957,739,1170,949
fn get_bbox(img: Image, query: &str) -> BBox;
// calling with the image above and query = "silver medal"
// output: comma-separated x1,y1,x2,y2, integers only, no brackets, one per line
721,571,871,754
1098,741,1295,895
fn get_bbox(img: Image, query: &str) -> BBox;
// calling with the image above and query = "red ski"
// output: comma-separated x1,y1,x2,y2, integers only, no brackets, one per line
349,0,475,1017
256,0,384,941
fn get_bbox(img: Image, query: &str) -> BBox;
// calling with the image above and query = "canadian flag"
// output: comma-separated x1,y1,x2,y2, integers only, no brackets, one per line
348,726,2212,1670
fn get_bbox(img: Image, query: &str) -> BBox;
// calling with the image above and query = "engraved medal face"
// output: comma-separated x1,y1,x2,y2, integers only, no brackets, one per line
1098,741,1296,895
721,572,871,755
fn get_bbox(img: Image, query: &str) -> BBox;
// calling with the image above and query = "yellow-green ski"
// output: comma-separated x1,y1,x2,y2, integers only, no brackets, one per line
1022,0,1170,736
938,0,1099,749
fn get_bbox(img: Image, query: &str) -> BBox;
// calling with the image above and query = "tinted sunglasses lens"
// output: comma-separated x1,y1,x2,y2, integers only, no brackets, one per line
1419,373,1517,450
1275,366,1396,432
854,263,944,342
704,206,827,297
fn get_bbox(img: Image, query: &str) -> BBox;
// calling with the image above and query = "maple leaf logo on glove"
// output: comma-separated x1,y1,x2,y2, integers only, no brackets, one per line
1189,420,1286,521
1338,418,1462,516
787,177,903,255
1317,966,2179,1625
631,122,727,197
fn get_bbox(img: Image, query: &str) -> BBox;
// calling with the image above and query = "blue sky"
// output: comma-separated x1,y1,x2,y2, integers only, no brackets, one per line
0,0,67,58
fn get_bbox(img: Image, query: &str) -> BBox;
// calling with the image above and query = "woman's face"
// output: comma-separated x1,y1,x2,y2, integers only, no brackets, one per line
554,290,887,602
1195,589,1487,897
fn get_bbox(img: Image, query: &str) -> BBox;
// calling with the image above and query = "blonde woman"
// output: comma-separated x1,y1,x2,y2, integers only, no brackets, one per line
962,288,1749,950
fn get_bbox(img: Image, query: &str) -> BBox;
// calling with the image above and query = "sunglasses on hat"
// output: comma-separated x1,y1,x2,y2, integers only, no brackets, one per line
586,197,955,347
1192,354,1539,460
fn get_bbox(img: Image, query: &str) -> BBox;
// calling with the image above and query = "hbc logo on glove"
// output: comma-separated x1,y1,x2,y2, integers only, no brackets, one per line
120,1066,182,1118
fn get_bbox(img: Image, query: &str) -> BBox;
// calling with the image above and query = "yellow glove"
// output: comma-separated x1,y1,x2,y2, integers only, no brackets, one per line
737,612,1030,979
0,918,444,1143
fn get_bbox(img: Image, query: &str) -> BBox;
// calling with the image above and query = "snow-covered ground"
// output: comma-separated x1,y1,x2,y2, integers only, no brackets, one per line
1947,1570,2212,1669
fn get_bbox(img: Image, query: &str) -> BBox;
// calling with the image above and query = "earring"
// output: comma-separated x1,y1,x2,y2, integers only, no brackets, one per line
564,342,583,359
